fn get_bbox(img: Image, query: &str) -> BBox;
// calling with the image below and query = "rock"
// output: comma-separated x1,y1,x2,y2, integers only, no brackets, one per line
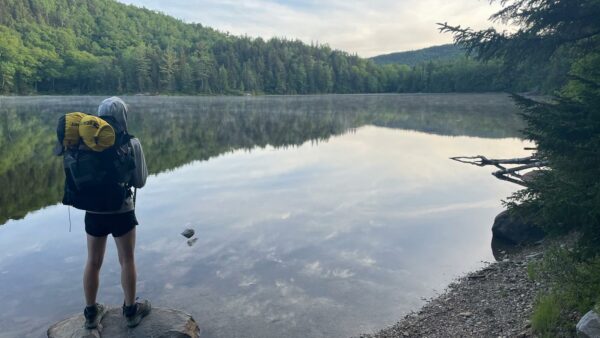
181,229,195,239
492,210,545,245
576,310,600,338
48,307,200,338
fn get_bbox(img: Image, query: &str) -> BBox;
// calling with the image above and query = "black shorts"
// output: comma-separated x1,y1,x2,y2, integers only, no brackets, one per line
85,210,138,238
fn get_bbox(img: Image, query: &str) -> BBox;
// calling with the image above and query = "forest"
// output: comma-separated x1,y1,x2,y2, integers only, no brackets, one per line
371,44,464,66
0,0,562,95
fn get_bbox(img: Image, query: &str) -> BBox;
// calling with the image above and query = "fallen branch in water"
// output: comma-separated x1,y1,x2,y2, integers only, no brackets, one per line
450,154,548,187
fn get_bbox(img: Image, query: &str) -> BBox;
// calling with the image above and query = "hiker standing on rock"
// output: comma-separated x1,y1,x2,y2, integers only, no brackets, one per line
56,97,150,329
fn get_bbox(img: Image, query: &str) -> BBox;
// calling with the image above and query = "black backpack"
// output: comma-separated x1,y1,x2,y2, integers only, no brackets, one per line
58,115,137,212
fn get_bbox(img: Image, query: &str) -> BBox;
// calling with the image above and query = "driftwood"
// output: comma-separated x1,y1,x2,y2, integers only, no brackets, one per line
451,151,548,187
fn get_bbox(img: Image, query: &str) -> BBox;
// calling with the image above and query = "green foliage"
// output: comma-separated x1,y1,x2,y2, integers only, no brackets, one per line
531,294,561,337
0,0,540,95
444,0,600,250
443,1,600,333
529,247,600,335
439,0,600,68
506,52,600,250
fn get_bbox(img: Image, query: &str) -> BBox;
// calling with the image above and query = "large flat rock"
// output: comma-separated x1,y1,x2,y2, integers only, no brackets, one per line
47,307,200,338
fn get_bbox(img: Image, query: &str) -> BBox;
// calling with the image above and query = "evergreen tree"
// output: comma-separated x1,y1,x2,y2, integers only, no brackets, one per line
442,0,600,247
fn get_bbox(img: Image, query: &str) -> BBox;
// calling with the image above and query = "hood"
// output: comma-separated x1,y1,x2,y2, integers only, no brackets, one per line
97,97,128,133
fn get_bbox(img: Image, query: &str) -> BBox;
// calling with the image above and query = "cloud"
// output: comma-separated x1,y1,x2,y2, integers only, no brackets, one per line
118,0,503,57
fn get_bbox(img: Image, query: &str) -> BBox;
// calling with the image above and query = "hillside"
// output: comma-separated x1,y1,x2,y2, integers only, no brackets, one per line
0,0,388,94
0,0,540,95
371,44,465,66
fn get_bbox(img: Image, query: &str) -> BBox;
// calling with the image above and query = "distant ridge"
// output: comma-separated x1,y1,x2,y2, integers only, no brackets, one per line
371,44,465,66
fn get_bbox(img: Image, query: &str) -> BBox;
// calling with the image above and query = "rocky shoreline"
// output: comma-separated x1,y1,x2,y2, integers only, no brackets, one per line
359,243,547,338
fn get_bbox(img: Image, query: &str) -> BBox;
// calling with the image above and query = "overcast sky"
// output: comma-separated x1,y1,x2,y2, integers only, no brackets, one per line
117,0,503,57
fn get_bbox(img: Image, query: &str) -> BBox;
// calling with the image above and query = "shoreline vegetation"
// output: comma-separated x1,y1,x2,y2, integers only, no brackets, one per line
0,91,542,97
434,0,600,336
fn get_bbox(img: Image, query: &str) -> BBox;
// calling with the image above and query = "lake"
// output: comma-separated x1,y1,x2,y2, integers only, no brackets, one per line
0,94,529,337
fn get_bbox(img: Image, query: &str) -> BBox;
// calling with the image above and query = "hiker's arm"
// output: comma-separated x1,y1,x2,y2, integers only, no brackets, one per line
130,138,148,188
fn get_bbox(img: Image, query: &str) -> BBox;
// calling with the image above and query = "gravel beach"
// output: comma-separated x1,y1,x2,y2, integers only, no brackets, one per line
359,243,548,338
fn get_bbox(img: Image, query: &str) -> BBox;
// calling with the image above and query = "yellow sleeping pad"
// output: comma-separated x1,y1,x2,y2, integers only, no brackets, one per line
61,112,87,147
79,115,116,151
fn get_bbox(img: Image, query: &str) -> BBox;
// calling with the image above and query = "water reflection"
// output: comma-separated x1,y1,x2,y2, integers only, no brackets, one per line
0,94,527,337
0,94,522,226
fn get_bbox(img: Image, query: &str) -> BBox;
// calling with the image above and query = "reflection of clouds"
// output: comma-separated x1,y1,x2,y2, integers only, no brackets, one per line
169,266,192,278
324,230,339,240
140,126,527,246
386,199,502,219
339,250,377,267
129,127,525,337
331,269,355,278
215,270,228,279
301,261,355,279
0,97,536,338
239,274,258,288
301,261,323,276
63,256,80,264
273,280,337,308
266,251,283,264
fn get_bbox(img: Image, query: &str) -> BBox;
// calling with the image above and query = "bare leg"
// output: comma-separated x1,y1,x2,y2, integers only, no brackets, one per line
84,235,108,306
115,228,136,306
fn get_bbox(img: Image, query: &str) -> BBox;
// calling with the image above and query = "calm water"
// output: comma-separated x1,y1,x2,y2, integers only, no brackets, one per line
0,94,529,337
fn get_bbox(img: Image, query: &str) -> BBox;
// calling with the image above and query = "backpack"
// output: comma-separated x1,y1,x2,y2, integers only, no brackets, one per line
56,112,136,212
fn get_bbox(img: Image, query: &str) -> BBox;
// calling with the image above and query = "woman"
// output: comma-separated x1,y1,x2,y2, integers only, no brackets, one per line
82,97,151,329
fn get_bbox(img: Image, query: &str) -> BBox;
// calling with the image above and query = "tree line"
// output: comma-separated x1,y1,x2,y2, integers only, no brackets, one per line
0,0,555,95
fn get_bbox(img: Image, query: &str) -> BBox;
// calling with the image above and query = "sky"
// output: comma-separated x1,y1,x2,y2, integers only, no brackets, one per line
117,0,503,57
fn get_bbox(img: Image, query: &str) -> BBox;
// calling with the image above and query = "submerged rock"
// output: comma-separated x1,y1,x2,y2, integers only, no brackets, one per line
181,229,195,239
576,310,600,338
492,210,545,245
47,307,200,338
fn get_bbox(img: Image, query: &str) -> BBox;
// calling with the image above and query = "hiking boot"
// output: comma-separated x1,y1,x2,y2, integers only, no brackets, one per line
83,303,106,329
122,299,151,328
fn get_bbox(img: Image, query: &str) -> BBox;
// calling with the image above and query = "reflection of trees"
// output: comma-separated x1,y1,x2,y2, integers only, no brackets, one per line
0,94,523,225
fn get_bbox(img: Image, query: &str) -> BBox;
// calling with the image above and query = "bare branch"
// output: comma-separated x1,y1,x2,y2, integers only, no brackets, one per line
451,154,548,187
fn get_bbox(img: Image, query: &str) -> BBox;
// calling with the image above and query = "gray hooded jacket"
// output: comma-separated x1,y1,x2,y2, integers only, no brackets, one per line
89,97,148,214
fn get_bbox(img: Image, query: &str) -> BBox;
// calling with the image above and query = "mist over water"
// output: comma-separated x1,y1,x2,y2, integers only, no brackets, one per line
0,94,528,337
